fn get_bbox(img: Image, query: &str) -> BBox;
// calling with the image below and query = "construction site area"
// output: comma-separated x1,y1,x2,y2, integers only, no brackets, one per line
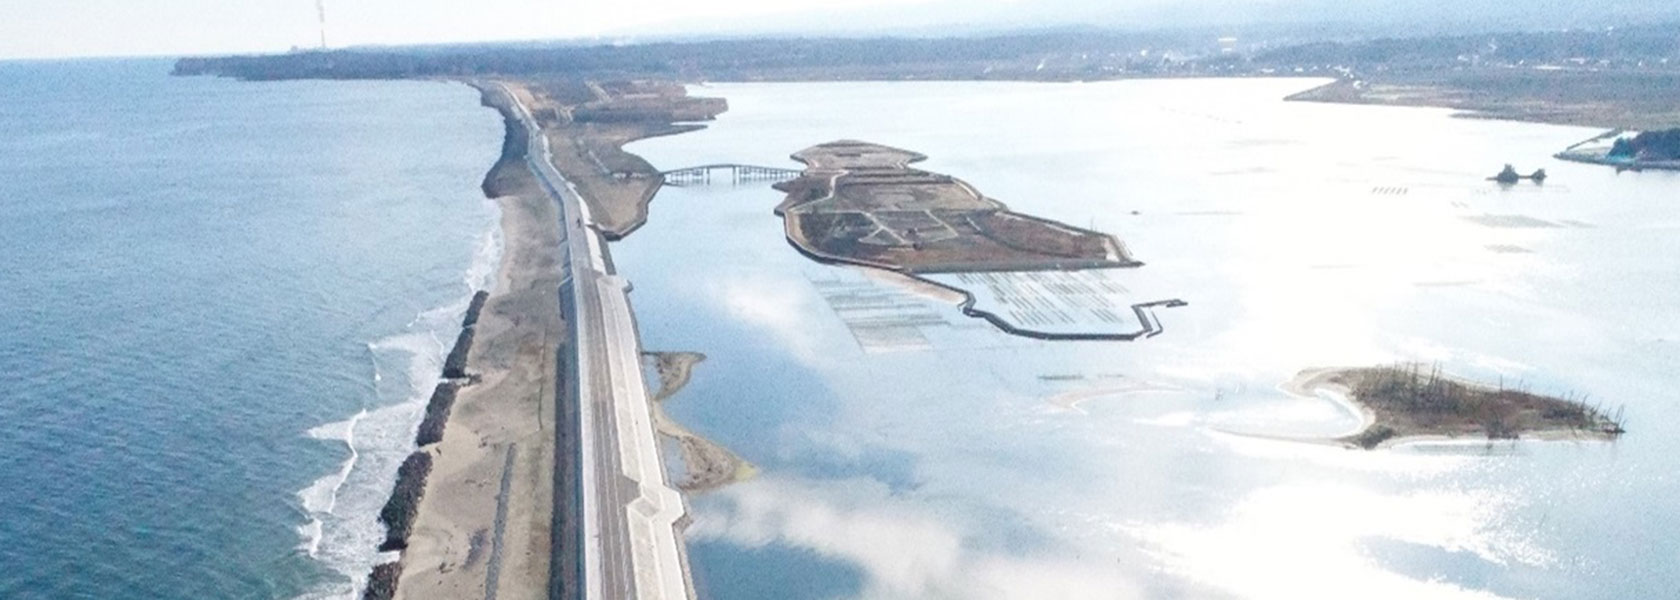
773,140,1139,273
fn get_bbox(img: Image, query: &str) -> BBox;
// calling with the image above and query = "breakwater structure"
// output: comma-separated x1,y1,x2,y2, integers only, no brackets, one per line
440,290,489,380
413,383,461,447
417,291,488,445
359,287,488,596
362,562,402,600
377,452,434,551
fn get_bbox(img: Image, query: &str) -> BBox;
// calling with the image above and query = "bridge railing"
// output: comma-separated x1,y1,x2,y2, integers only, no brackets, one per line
661,164,802,187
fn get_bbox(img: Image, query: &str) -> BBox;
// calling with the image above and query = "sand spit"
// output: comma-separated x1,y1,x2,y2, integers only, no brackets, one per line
1047,383,1183,413
376,84,566,600
643,351,757,493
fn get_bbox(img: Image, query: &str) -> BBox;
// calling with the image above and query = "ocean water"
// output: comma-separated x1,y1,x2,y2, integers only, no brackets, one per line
616,80,1680,599
0,60,502,599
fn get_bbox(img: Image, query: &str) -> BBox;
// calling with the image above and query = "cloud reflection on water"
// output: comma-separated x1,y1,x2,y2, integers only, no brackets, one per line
691,476,1147,600
1131,483,1553,600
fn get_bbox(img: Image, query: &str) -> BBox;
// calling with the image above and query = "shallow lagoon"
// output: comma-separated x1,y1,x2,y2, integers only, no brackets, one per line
616,79,1680,599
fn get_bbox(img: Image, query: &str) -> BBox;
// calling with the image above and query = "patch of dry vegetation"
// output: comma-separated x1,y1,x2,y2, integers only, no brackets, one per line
1334,365,1625,448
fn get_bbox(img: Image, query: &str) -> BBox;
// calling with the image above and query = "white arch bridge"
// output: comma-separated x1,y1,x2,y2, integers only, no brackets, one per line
661,164,802,187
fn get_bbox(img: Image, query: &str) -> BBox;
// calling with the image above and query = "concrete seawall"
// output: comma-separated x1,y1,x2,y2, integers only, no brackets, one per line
502,81,697,600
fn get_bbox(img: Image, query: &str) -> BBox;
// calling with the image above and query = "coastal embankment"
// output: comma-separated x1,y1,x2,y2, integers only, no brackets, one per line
363,83,567,600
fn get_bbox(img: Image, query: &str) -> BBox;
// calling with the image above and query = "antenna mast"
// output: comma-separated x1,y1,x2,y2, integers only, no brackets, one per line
315,0,328,49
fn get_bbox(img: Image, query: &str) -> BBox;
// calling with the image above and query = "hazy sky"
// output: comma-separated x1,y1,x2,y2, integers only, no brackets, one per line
4,0,1677,60
2,0,937,59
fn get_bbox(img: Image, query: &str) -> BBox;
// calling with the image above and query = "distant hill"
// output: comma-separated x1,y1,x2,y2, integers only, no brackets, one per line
173,24,1680,83
172,32,1224,81
1255,23,1680,69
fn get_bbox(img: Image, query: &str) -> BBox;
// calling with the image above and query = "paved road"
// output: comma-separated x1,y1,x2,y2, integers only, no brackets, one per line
496,85,693,600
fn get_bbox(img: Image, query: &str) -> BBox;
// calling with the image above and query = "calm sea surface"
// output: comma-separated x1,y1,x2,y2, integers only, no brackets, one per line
618,80,1680,599
0,60,501,599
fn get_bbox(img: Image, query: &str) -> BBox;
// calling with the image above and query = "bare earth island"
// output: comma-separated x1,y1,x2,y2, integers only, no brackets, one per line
1290,366,1626,449
774,141,1139,273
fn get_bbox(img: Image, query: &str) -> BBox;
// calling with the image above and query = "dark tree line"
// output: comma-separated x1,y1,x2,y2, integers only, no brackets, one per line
1609,128,1680,160
172,31,1225,81
1256,23,1680,68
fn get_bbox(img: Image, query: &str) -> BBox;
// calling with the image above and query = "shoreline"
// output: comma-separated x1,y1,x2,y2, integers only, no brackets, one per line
301,87,508,598
642,351,758,493
366,81,567,600
1284,77,1680,130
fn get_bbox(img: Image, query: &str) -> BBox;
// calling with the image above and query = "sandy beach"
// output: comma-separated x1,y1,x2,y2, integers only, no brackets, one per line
390,87,566,600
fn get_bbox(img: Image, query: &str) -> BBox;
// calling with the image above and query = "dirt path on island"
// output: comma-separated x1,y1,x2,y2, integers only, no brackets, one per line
642,351,757,493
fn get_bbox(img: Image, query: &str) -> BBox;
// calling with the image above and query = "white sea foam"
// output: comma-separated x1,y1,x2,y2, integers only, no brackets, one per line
466,201,505,294
297,409,367,558
296,519,324,561
290,202,503,599
290,331,452,598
